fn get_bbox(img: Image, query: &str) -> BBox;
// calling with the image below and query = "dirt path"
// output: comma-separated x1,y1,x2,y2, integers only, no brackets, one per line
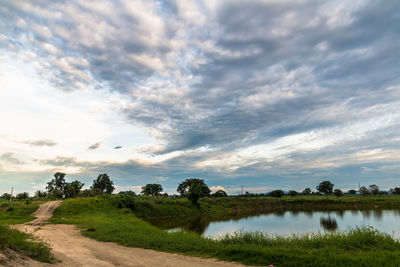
14,201,244,267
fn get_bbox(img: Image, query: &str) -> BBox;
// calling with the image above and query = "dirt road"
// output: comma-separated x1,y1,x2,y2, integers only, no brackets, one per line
13,201,243,267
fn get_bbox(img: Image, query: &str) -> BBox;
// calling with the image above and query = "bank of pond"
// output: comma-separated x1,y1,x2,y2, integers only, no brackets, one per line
2,195,400,266
48,195,400,266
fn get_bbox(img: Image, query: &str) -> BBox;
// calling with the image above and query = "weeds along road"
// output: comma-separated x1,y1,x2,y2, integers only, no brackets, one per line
14,201,244,267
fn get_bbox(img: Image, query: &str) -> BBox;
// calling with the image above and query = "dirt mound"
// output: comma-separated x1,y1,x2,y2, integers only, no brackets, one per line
26,201,62,226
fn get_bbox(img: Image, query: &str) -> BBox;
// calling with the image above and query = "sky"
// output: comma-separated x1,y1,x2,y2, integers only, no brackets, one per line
0,0,399,195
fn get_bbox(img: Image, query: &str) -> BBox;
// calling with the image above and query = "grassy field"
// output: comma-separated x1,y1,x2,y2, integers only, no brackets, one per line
49,195,400,266
0,199,54,263
0,200,39,225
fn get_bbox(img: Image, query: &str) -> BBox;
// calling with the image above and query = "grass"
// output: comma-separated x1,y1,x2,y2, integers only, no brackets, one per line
0,200,40,225
0,199,54,263
0,225,54,263
50,195,400,266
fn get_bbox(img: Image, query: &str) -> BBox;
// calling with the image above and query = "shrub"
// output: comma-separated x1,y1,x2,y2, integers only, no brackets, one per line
268,190,284,198
113,195,135,210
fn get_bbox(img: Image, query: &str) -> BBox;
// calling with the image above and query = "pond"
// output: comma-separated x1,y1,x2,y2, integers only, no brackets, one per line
146,209,400,239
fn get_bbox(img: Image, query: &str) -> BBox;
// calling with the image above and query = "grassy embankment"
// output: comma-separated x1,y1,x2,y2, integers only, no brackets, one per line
0,200,54,263
50,195,400,266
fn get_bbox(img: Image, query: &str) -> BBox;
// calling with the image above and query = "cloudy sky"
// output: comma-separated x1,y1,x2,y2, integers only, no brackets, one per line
0,0,399,195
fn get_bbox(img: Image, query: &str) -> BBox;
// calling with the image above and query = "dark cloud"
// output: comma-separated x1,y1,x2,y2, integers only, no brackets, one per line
0,153,24,165
88,142,103,150
1,0,399,191
24,139,57,147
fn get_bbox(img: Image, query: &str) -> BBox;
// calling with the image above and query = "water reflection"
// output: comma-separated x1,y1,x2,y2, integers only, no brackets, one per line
146,209,400,238
320,216,338,231
373,210,383,220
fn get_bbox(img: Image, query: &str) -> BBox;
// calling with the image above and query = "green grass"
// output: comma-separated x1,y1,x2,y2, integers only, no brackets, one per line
0,199,54,263
0,200,40,225
0,225,54,263
50,195,400,266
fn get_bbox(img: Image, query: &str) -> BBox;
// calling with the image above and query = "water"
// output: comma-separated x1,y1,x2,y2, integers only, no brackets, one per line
147,209,400,238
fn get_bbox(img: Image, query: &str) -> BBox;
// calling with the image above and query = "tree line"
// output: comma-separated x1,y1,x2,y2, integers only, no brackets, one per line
0,173,223,205
2,174,400,203
265,181,398,198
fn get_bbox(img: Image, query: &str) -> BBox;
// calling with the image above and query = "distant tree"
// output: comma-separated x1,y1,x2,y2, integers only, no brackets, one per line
316,181,334,195
162,193,169,197
177,178,210,204
64,180,84,198
302,188,312,195
46,172,67,194
369,184,379,196
34,190,47,199
177,178,210,197
141,184,163,196
244,191,256,197
91,173,115,194
390,187,400,195
288,190,298,197
334,189,343,198
80,189,96,197
15,192,29,201
347,189,357,195
1,193,12,200
118,190,136,196
359,186,369,196
212,190,228,197
268,190,285,198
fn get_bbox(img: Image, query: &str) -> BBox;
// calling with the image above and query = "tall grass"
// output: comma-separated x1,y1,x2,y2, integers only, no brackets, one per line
0,199,54,263
0,225,53,263
50,196,400,266
0,200,40,225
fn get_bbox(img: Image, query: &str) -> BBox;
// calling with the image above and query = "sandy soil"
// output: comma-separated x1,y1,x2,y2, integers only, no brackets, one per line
11,201,244,267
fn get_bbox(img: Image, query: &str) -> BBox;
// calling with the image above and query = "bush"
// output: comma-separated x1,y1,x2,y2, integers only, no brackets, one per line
113,195,135,210
268,190,284,198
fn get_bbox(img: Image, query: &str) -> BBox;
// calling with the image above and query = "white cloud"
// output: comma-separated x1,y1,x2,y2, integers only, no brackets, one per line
210,186,227,194
0,57,155,172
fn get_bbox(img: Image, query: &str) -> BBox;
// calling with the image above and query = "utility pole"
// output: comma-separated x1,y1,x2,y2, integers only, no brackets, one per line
241,186,243,195
10,187,13,202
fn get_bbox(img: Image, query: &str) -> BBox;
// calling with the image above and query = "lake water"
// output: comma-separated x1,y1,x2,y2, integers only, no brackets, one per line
147,209,400,239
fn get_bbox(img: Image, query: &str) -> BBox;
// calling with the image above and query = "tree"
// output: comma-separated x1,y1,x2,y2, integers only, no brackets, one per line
390,187,400,195
15,192,29,200
347,189,357,195
177,178,210,197
359,186,369,196
268,190,284,198
316,181,334,195
1,193,12,200
34,190,47,199
288,190,298,197
91,173,115,194
80,189,96,197
46,172,67,194
118,190,136,196
177,178,210,204
369,184,379,196
212,190,227,197
334,189,343,198
141,184,163,196
64,180,84,198
302,188,311,195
